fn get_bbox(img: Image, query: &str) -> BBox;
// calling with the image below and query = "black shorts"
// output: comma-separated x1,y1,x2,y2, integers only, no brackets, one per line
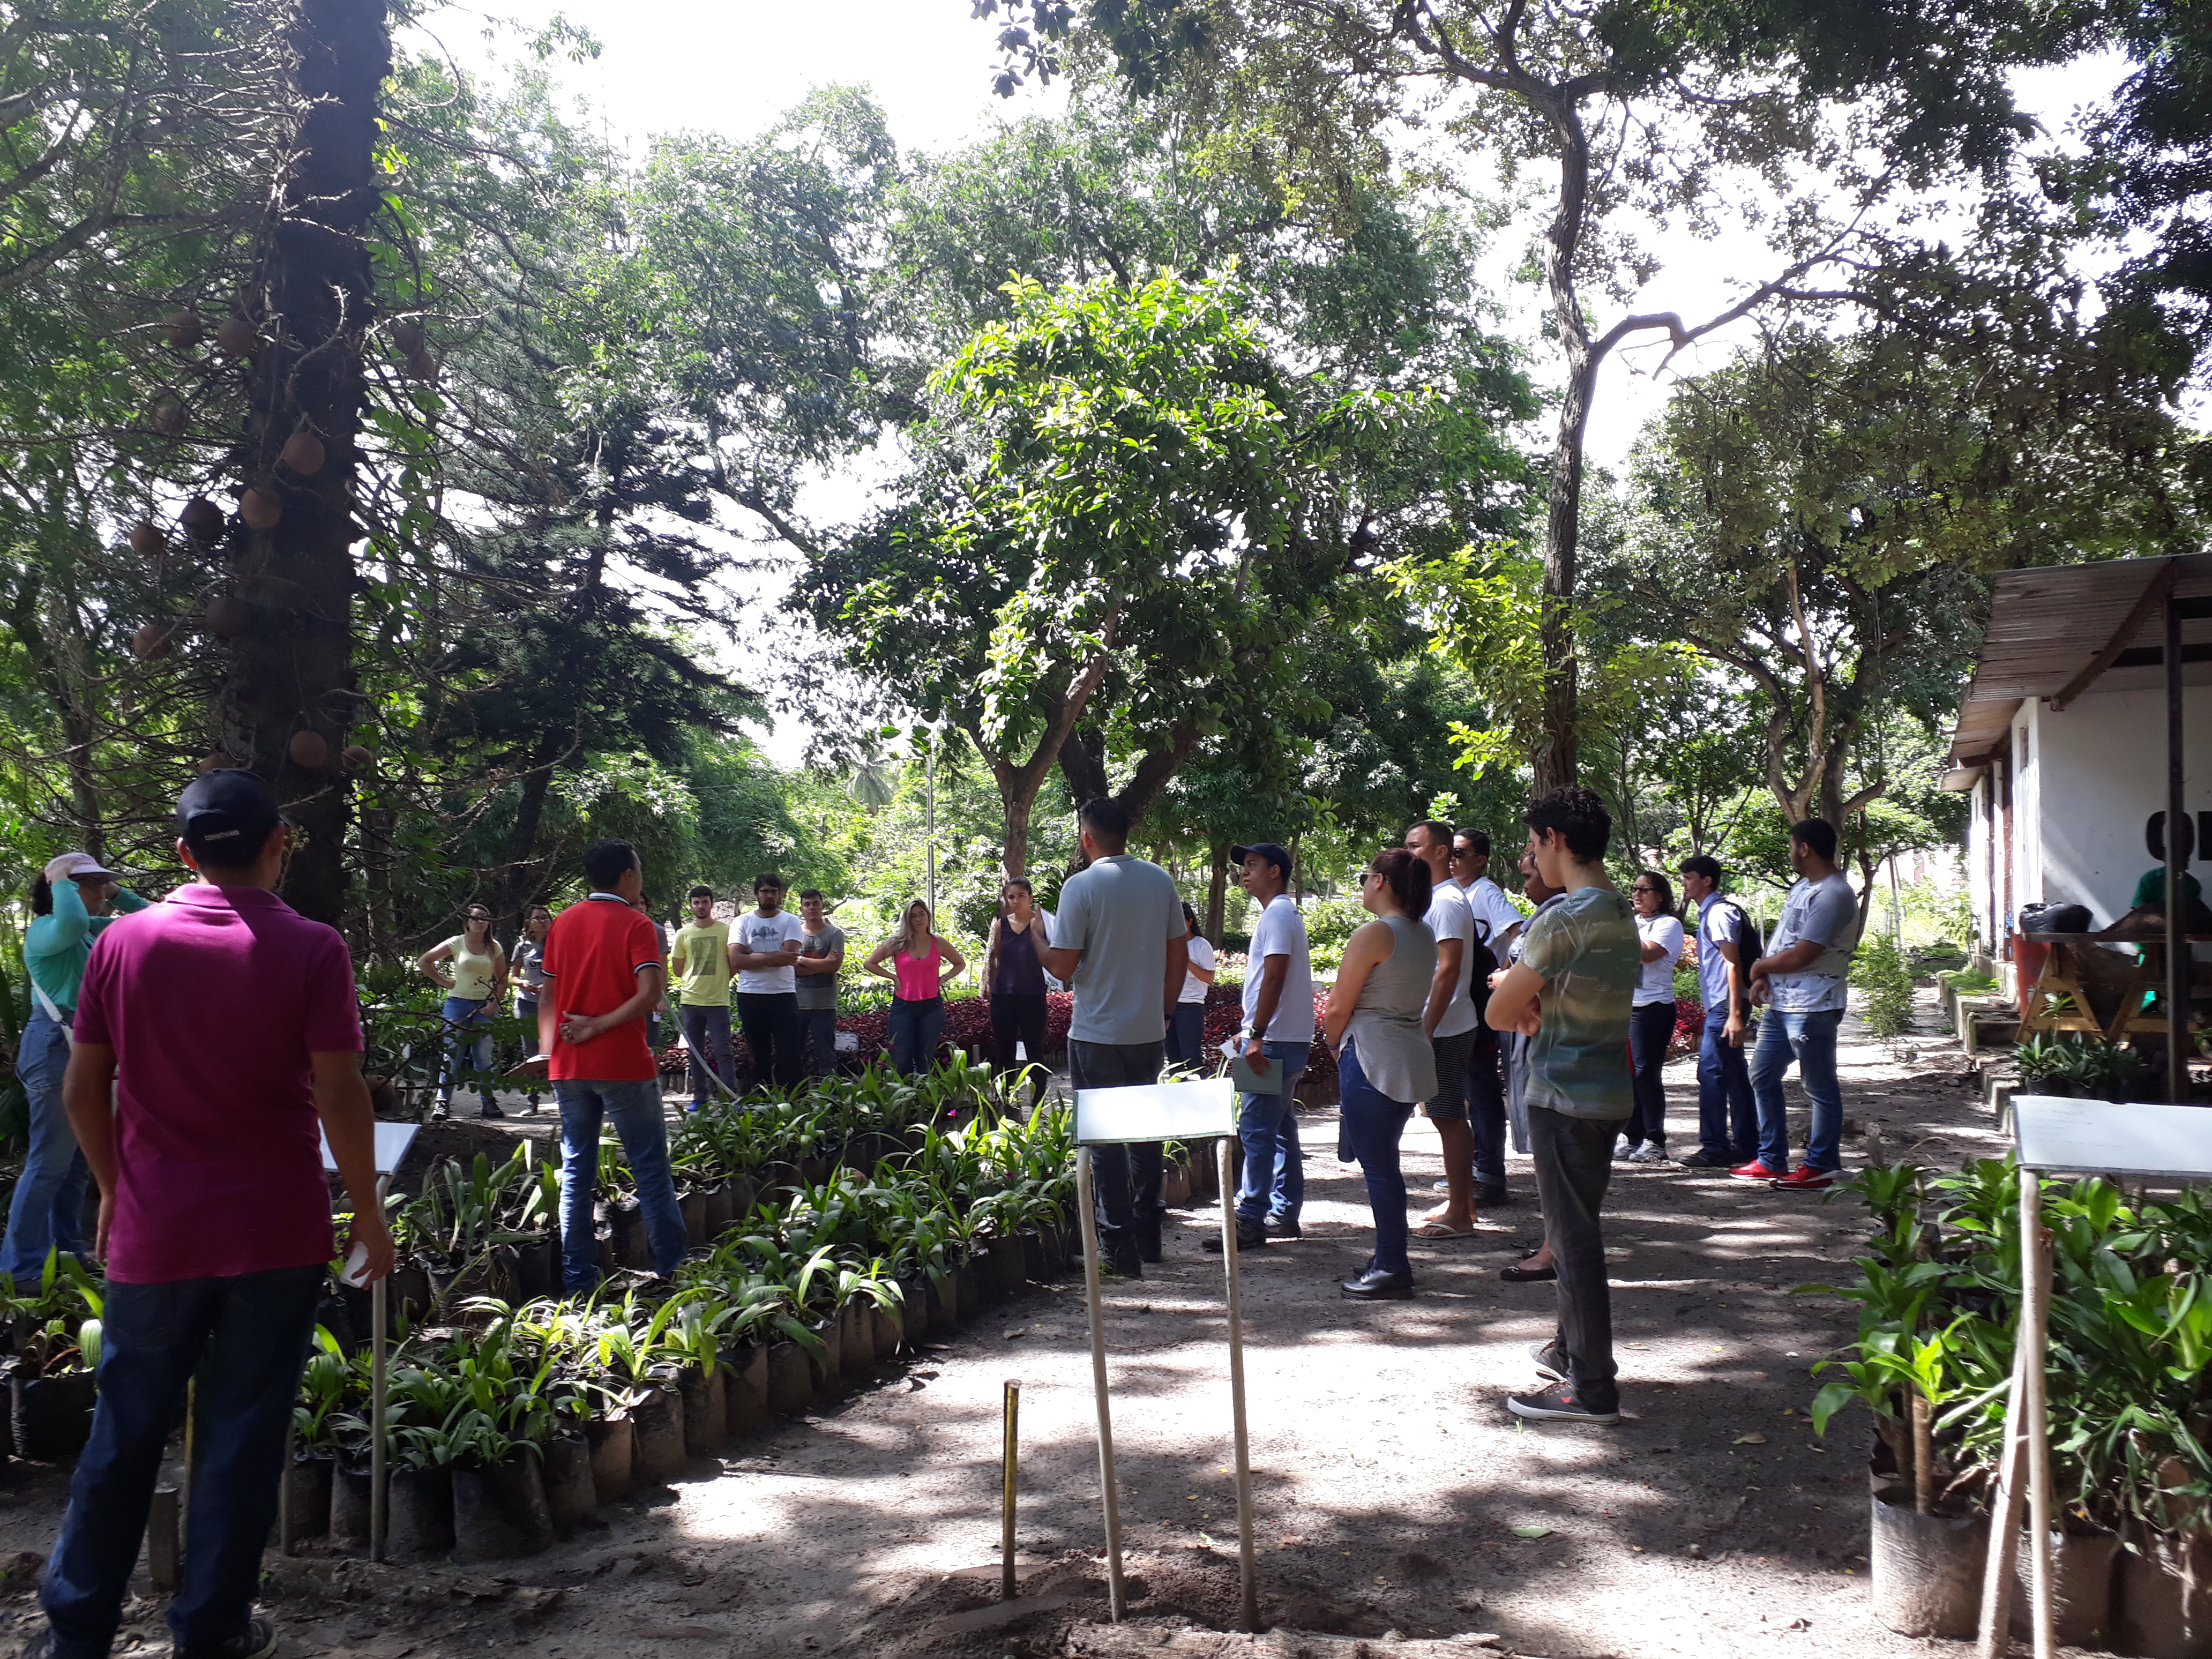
1423,1028,1477,1120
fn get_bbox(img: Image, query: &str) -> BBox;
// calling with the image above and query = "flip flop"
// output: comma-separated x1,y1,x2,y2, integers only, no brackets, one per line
1411,1221,1479,1239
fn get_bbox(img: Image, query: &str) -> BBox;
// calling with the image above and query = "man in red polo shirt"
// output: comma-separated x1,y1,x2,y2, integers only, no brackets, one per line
31,770,392,1659
530,838,686,1289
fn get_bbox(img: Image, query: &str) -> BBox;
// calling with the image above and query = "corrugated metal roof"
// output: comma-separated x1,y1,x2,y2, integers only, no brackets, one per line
1947,553,2212,766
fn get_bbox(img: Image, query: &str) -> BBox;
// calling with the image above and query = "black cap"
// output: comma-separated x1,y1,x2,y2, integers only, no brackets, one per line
176,769,283,859
1230,842,1293,881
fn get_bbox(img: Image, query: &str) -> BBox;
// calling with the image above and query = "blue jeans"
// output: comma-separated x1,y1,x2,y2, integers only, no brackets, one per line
40,1263,323,1657
1750,1007,1844,1173
1235,1041,1310,1227
1166,1003,1206,1067
2,1005,88,1286
1336,1037,1415,1275
438,995,494,1108
887,996,945,1078
678,1004,733,1109
799,1004,840,1078
555,1078,687,1289
1696,1012,1757,1162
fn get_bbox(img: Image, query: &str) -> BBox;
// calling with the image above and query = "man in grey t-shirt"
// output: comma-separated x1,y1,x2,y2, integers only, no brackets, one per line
793,889,845,1079
1743,818,1857,1191
1041,798,1187,1277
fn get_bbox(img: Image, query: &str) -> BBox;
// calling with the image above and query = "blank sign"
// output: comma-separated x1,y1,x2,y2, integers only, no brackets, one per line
2013,1095,2212,1180
1074,1078,1237,1146
319,1121,422,1178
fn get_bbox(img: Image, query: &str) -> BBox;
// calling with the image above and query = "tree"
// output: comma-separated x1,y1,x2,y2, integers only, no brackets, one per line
977,0,2098,789
1600,318,2208,826
799,268,1495,874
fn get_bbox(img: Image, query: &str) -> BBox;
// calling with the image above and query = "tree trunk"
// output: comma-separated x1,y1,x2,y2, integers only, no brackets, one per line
1204,840,1229,941
1057,723,1110,808
493,728,569,943
1531,91,1597,795
218,0,387,926
1001,785,1037,881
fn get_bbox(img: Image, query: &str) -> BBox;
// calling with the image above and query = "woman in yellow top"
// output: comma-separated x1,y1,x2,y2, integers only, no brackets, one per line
419,903,509,1119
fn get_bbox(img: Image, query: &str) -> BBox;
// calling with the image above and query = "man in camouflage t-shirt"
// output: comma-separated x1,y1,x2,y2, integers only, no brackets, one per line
1486,786,1639,1424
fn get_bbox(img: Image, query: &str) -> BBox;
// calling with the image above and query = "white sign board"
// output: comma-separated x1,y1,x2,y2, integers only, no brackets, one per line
2012,1095,2212,1180
1074,1078,1236,1146
319,1122,422,1178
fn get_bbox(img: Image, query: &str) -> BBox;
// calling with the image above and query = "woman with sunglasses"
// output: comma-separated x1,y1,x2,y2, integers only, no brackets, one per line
1319,848,1438,1300
420,903,509,1119
1623,871,1684,1160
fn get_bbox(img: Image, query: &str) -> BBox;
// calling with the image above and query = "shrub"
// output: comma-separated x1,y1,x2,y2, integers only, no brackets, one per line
1852,930,1916,1042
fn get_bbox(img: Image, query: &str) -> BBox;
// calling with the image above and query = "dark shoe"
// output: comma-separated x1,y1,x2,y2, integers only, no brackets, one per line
1135,1214,1163,1264
1340,1265,1415,1299
1507,1381,1620,1424
1500,1259,1557,1283
1675,1149,1732,1169
1529,1340,1570,1381
477,1100,505,1120
1264,1214,1302,1239
1201,1224,1268,1254
1474,1184,1514,1207
179,1615,280,1659
1105,1247,1143,1280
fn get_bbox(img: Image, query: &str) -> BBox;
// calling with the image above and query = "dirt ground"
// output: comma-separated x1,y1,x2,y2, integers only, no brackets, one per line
0,988,2030,1659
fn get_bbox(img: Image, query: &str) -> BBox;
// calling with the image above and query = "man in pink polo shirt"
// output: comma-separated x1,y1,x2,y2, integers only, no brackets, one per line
29,771,391,1659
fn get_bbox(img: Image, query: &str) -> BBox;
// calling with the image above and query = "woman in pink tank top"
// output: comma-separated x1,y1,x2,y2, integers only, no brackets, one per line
863,900,967,1077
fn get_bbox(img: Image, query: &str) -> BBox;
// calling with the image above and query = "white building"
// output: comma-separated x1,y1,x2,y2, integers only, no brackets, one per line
1945,554,2212,984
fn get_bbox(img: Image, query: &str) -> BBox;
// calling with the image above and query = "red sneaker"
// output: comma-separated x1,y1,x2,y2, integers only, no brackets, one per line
1770,1165,1837,1191
1728,1160,1787,1180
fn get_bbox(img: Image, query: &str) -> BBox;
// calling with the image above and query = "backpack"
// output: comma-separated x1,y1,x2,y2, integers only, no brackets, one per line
1467,918,1500,1035
1715,899,1763,1013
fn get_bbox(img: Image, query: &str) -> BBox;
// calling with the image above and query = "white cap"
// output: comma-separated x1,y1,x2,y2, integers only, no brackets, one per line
44,851,119,885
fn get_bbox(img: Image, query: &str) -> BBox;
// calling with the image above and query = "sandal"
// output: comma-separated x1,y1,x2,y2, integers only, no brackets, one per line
1411,1221,1479,1239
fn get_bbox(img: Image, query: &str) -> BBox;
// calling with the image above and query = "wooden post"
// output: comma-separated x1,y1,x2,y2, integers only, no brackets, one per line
1001,1379,1021,1602
1974,1318,2032,1659
1217,1138,1260,1634
2020,1171,2057,1659
1076,1147,1126,1619
2167,594,2188,1104
370,1173,390,1563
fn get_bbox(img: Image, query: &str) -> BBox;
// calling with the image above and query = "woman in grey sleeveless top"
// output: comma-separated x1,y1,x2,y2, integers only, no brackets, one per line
1320,848,1439,1300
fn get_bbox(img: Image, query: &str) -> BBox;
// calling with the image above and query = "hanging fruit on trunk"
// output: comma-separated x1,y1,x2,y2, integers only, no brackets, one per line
391,319,427,355
129,522,166,558
279,431,326,475
288,730,330,768
180,497,223,540
161,309,201,348
194,753,225,774
342,744,375,769
404,348,438,382
214,317,256,355
130,623,172,660
239,488,282,530
150,398,188,436
205,596,252,638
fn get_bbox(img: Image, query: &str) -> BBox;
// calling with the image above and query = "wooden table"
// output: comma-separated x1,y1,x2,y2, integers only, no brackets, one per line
2019,931,2212,1043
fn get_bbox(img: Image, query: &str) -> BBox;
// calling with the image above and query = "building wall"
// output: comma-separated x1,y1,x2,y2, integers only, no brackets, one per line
2014,686,2212,929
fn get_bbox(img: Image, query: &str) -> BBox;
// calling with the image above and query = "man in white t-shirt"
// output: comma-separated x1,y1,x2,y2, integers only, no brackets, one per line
1407,822,1486,1235
1451,828,1520,1205
1207,841,1313,1253
1742,819,1858,1192
729,873,807,1092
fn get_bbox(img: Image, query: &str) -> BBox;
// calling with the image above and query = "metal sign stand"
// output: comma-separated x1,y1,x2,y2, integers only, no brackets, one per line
1073,1078,1257,1633
1976,1096,2212,1659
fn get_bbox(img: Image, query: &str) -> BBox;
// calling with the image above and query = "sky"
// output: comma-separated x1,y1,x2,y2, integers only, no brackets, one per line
406,2,2132,763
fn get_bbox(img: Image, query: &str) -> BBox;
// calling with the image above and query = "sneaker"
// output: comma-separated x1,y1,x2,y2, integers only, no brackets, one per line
1627,1143,1668,1162
1507,1381,1620,1425
1770,1164,1837,1191
1528,1340,1570,1381
1263,1215,1302,1239
1728,1160,1788,1180
1473,1184,1514,1207
429,1101,452,1122
477,1100,505,1120
1613,1140,1643,1160
1340,1265,1415,1299
1675,1149,1733,1169
180,1616,280,1659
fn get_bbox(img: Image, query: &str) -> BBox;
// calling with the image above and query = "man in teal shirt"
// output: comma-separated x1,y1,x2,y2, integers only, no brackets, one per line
3,853,149,1283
